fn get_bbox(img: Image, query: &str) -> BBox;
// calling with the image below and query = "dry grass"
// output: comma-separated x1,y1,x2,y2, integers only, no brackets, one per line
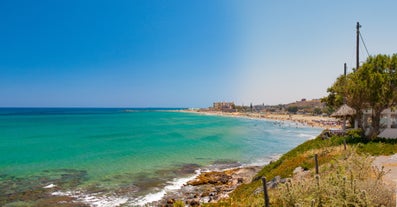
203,134,397,207
270,148,395,207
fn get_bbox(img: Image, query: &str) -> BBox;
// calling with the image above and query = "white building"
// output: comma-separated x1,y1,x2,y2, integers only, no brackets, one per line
362,108,397,138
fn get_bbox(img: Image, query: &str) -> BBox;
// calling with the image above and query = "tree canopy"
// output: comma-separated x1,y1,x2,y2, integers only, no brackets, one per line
322,54,397,138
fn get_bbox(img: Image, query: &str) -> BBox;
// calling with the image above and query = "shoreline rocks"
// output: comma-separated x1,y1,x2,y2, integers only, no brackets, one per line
154,166,262,206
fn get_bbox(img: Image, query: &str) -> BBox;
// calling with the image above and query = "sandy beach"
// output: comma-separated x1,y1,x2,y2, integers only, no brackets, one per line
183,110,342,130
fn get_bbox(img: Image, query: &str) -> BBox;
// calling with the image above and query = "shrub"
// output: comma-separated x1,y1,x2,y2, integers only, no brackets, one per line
173,200,185,207
208,131,397,207
271,149,395,206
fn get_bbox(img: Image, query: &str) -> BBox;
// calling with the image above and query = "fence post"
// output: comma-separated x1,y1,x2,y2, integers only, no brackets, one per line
315,154,319,174
261,177,270,207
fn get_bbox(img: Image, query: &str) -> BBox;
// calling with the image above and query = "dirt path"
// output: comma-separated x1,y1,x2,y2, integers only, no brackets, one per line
373,154,397,206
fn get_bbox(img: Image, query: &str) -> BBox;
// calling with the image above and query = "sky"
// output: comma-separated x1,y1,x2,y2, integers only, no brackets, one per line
1,1,397,108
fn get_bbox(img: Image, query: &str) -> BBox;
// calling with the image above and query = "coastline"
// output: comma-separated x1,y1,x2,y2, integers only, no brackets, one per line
1,108,325,207
181,109,341,130
141,110,330,206
147,164,264,206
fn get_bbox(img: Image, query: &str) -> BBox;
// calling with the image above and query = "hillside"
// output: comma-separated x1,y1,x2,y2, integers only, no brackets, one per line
202,130,397,206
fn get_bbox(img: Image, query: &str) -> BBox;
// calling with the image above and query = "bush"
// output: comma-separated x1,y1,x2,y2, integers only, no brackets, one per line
208,131,397,207
271,149,395,206
287,106,298,114
173,200,185,207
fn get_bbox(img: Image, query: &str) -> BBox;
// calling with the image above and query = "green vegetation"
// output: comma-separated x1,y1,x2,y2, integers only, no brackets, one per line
173,200,185,207
284,99,325,115
287,106,298,114
198,131,397,207
322,54,397,138
272,151,394,206
313,108,322,115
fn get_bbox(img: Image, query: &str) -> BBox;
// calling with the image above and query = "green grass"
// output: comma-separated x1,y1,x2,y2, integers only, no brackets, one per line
203,129,397,207
270,150,394,206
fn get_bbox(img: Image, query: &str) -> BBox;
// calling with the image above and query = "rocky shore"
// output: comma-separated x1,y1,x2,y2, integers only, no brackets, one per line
151,166,262,206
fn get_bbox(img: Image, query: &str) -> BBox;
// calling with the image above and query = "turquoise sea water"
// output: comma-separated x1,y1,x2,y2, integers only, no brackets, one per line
0,108,321,206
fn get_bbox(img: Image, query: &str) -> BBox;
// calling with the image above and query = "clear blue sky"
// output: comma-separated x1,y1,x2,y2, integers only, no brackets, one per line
1,1,397,107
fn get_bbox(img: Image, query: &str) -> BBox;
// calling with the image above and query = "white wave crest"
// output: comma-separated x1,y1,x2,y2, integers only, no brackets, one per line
297,133,317,139
50,170,201,207
132,169,201,206
51,191,128,207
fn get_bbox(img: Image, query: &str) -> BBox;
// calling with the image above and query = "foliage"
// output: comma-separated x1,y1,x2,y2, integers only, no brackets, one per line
346,128,364,139
313,108,322,115
205,131,397,207
206,136,338,206
287,106,298,114
173,200,185,207
355,139,397,155
360,54,397,137
3,201,33,207
272,150,394,206
321,75,345,112
322,54,397,138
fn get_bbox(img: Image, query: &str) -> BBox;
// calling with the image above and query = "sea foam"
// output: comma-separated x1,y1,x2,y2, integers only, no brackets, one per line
51,191,128,207
132,169,201,206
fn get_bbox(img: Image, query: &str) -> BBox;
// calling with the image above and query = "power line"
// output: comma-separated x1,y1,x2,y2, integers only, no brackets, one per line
359,31,370,58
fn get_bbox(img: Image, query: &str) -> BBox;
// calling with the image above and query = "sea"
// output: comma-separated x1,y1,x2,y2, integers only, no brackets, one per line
0,108,322,206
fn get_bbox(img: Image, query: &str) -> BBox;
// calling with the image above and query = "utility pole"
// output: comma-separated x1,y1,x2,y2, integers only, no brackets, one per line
343,63,347,104
356,22,361,70
343,63,347,131
354,22,361,129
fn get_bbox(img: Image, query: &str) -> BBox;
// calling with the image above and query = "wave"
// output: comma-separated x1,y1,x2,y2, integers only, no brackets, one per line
242,154,282,168
50,169,202,207
47,153,288,206
133,154,282,206
51,190,128,207
132,169,201,206
297,133,318,139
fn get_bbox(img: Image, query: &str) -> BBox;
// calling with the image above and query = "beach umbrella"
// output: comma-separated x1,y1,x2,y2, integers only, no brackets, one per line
331,104,356,130
331,104,356,117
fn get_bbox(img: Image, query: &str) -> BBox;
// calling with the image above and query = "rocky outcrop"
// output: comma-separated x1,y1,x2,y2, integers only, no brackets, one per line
187,171,232,186
156,166,261,206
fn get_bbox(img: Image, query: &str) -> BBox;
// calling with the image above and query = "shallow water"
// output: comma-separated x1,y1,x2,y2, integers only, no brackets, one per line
0,108,321,206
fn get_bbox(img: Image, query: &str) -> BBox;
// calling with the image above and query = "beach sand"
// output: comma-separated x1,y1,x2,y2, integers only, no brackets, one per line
183,110,341,129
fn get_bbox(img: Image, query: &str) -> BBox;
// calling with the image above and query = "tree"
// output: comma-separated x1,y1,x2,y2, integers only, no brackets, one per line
313,107,322,115
287,106,298,114
357,54,397,138
323,54,397,138
321,75,345,112
344,70,368,129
